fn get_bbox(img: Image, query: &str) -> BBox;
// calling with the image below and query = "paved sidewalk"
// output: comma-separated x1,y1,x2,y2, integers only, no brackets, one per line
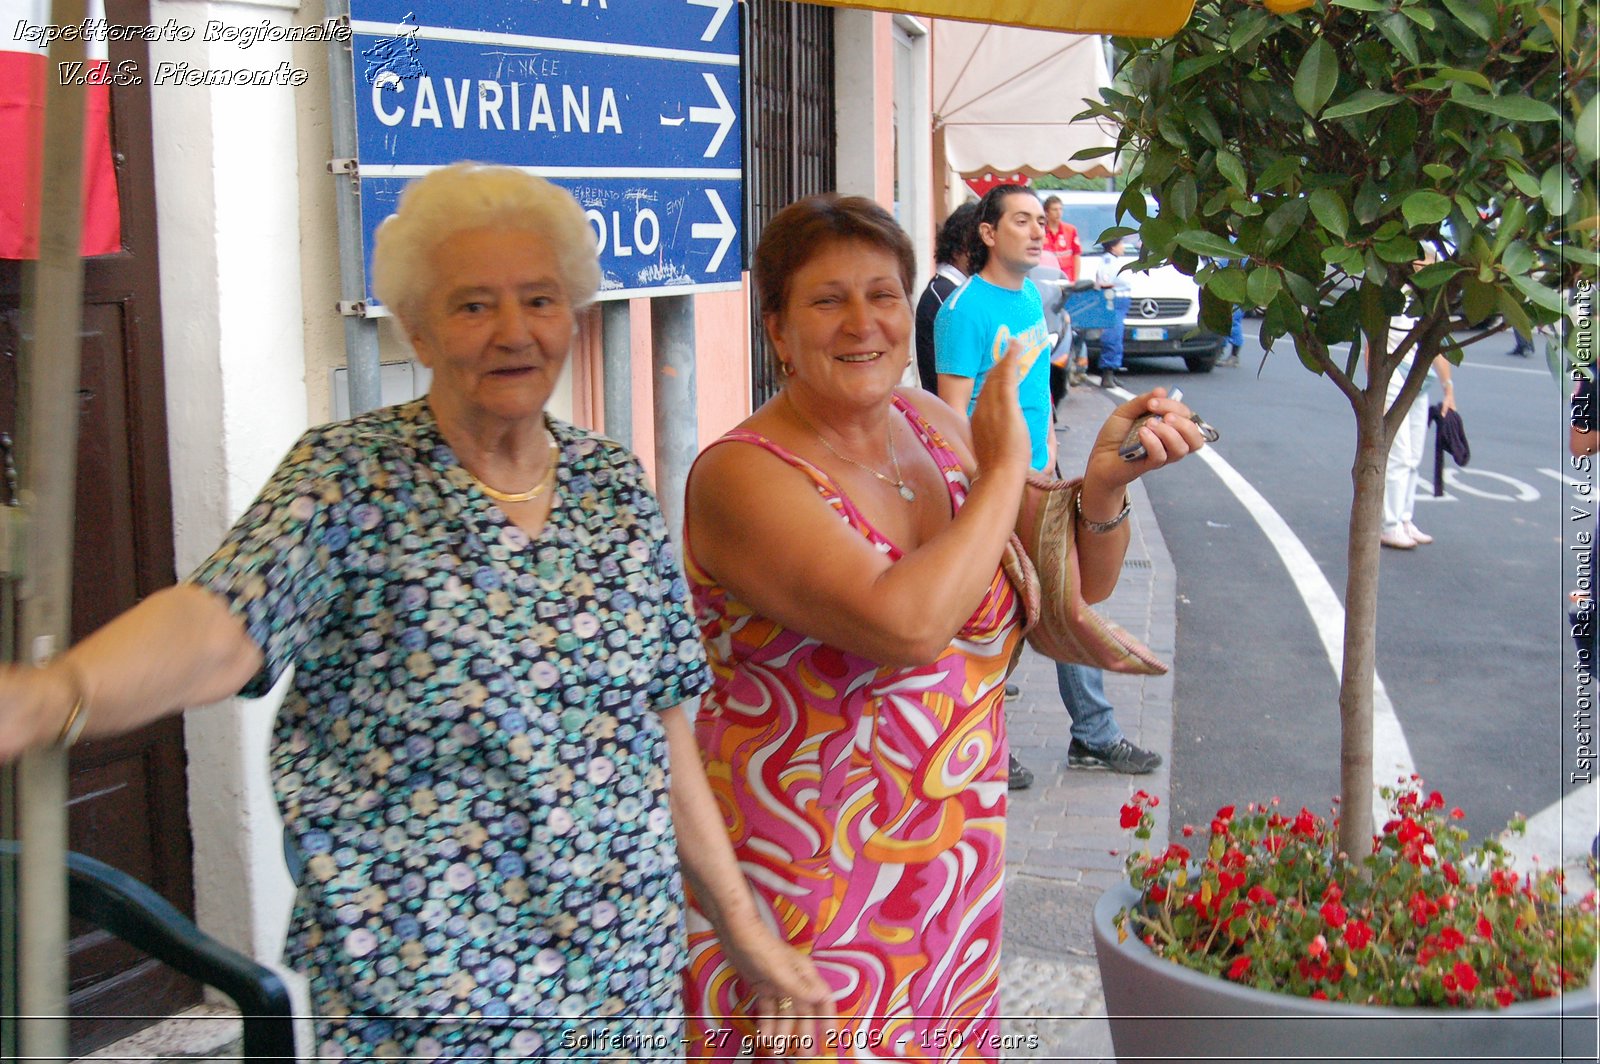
997,382,1178,1062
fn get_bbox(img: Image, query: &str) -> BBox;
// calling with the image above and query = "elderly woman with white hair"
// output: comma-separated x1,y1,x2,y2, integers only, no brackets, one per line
0,163,826,1060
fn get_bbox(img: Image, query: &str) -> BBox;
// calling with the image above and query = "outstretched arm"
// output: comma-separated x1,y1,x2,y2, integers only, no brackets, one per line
0,584,262,760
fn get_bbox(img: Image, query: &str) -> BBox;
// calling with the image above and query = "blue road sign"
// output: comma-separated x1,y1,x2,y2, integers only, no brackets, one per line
347,0,742,303
351,0,739,55
361,175,739,297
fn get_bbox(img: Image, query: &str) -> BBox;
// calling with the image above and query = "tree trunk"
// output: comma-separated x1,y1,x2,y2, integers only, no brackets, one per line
1339,391,1390,859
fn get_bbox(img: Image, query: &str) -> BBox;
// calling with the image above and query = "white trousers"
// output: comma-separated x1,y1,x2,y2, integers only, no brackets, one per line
1383,372,1430,534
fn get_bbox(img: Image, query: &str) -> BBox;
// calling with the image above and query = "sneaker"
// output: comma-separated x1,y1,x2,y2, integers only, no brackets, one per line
1509,344,1533,358
1403,520,1433,545
1067,737,1162,775
1380,528,1417,550
1005,682,1020,698
1008,753,1035,790
1068,371,1088,386
1216,353,1240,368
1100,370,1120,390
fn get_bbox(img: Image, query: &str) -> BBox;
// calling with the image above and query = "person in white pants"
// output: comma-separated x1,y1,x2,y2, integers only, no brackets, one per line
1380,315,1457,550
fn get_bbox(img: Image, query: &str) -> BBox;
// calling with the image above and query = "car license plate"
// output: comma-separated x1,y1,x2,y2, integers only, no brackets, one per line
1133,327,1166,341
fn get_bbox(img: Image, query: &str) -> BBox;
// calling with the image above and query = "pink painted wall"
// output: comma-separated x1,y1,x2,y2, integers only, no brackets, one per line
618,288,751,487
694,287,754,441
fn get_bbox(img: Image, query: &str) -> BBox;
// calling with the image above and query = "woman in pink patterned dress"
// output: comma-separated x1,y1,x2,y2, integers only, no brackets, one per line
681,196,1207,1061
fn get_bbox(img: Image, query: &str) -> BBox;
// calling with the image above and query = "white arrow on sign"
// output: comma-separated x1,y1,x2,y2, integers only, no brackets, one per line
691,189,735,273
688,72,735,159
687,0,734,42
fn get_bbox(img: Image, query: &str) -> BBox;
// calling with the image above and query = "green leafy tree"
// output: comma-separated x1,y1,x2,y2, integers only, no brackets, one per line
1081,0,1597,858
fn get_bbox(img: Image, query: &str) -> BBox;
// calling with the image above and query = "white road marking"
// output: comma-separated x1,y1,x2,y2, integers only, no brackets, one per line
1501,781,1599,880
1111,382,1585,855
1443,467,1540,501
1192,448,1418,830
1455,362,1551,376
1539,467,1589,489
1107,386,1415,830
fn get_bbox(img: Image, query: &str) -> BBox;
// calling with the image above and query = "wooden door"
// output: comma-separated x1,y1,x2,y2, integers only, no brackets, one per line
0,0,196,1053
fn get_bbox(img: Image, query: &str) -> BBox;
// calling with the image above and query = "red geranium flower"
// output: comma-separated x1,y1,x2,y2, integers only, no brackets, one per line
1409,890,1439,927
1248,884,1277,906
1112,784,1597,1012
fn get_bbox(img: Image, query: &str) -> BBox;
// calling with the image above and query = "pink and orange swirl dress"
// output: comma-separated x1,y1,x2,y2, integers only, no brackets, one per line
683,395,1023,1062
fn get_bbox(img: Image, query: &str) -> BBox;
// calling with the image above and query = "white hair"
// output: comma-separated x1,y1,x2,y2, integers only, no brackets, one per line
370,163,601,326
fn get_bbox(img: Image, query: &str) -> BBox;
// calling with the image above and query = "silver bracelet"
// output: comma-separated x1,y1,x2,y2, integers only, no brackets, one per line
1076,489,1131,534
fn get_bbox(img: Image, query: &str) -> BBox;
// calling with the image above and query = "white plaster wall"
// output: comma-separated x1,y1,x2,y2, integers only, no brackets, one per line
833,10,881,202
893,15,933,282
292,0,343,425
148,0,308,970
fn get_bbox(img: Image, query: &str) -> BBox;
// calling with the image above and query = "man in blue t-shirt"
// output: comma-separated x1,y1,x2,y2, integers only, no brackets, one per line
934,185,1162,780
934,219,1056,472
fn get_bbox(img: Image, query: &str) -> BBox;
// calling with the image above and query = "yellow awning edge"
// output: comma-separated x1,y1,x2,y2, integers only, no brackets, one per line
808,0,1198,38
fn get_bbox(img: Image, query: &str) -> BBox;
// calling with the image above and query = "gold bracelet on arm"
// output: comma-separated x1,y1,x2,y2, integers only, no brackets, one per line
55,664,89,748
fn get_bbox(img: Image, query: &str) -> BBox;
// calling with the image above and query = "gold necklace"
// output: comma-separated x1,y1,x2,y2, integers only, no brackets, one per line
785,391,916,502
472,433,559,504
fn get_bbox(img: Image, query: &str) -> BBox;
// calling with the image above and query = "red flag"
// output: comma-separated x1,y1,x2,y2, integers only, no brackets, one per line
0,0,122,259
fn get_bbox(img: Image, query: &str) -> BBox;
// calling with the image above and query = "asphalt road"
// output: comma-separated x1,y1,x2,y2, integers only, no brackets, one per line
1105,321,1577,844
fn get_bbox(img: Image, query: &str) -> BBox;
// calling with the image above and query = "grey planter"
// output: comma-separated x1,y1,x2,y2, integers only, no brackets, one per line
1092,880,1599,1063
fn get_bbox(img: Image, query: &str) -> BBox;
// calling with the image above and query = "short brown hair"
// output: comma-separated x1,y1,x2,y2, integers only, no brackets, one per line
753,195,916,323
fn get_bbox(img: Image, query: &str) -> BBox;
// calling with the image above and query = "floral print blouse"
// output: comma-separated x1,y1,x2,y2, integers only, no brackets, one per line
190,399,709,1060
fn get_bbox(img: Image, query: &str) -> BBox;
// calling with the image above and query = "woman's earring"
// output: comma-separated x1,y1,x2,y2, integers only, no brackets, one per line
780,361,796,377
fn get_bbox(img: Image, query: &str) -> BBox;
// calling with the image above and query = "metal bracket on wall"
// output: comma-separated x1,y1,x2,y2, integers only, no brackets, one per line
337,300,369,317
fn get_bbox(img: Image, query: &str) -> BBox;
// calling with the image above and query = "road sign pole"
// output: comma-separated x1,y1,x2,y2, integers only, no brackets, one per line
651,296,697,537
601,300,633,448
13,1,91,1059
328,0,383,416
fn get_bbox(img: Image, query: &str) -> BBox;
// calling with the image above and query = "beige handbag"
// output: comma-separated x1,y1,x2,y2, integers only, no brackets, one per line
1001,472,1168,675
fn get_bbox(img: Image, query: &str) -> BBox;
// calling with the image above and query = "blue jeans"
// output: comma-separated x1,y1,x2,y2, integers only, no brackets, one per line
1099,316,1126,371
1056,662,1122,748
1228,306,1245,348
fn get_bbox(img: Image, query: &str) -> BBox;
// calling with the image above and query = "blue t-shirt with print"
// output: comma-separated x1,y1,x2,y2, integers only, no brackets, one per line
933,274,1054,471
